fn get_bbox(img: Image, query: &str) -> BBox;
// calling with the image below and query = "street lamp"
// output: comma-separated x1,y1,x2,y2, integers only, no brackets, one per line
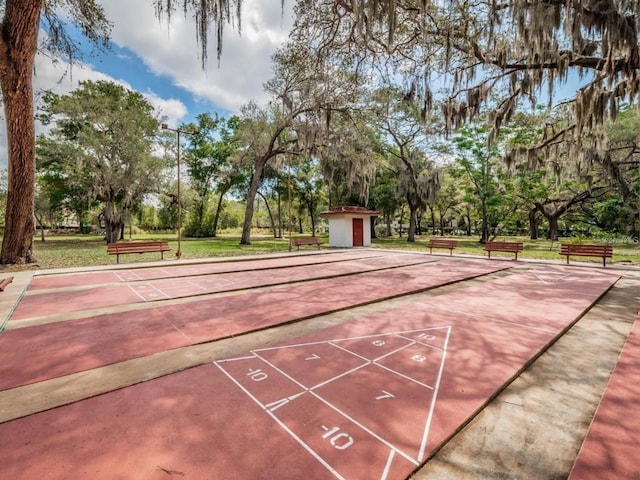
161,123,199,259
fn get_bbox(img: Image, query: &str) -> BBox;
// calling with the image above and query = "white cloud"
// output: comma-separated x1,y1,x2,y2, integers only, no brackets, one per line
142,91,188,124
0,52,122,169
101,0,294,112
0,1,293,169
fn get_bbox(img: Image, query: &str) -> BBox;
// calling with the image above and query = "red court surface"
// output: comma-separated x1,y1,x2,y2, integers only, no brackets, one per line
0,263,621,480
0,258,507,390
569,313,640,480
10,252,433,320
26,250,383,290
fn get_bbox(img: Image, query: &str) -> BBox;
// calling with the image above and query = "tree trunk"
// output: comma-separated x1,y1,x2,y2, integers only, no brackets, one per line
430,206,436,234
212,188,228,237
528,208,539,240
34,212,45,242
105,221,119,244
240,158,267,245
257,191,277,238
277,189,282,238
406,196,418,243
0,0,41,264
103,202,123,243
547,215,560,241
479,199,489,243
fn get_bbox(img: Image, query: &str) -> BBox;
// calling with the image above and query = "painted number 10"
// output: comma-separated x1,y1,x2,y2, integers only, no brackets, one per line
247,368,268,382
321,425,354,450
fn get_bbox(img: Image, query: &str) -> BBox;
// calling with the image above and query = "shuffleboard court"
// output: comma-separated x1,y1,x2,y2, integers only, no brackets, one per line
414,265,622,331
0,264,621,480
569,313,640,479
26,250,384,291
0,258,507,391
9,252,434,321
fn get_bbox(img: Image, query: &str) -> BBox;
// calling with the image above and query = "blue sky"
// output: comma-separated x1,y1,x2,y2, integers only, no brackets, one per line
0,0,295,167
1,1,590,168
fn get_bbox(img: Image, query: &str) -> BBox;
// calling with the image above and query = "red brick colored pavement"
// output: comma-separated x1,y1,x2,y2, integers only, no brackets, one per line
0,259,623,480
569,313,640,480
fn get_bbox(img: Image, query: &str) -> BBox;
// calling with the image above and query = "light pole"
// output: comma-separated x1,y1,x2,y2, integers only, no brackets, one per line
161,123,199,259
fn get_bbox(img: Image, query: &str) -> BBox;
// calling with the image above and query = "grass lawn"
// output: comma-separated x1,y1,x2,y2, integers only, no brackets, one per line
0,231,637,271
373,235,639,265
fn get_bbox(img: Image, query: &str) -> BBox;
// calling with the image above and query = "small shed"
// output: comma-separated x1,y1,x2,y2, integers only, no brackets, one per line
320,206,379,247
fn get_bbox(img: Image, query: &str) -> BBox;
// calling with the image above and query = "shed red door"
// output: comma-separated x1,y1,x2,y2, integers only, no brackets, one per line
352,218,364,246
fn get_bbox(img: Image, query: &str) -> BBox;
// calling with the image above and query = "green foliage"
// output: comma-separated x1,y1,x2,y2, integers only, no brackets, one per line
8,232,635,271
36,80,165,242
291,157,327,235
179,113,241,237
451,125,521,242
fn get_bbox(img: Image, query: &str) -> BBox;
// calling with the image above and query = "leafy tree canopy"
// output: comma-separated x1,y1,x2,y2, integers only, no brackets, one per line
37,80,164,243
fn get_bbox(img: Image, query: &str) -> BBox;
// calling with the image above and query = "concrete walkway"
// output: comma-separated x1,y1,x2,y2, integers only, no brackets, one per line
0,250,637,479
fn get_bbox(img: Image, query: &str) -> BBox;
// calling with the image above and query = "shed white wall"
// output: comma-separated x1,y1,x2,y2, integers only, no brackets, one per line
328,216,351,247
362,218,372,246
327,215,373,247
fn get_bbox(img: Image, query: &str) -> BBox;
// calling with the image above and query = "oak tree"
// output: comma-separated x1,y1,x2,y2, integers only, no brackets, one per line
0,0,241,263
37,81,164,243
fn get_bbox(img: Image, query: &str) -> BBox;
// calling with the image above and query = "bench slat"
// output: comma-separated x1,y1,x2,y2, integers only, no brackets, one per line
426,239,457,255
291,237,323,250
107,241,171,264
0,276,14,292
559,244,613,267
484,241,523,260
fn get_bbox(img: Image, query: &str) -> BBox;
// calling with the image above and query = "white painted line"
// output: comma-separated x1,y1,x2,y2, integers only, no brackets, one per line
216,355,256,363
371,341,416,362
380,449,395,480
328,342,371,361
217,325,458,473
127,283,150,301
426,304,558,334
530,270,573,284
417,326,452,461
310,390,420,466
309,362,370,391
140,282,171,301
265,392,306,412
214,362,347,480
372,363,435,391
256,329,440,354
395,335,444,352
116,270,144,282
252,352,313,391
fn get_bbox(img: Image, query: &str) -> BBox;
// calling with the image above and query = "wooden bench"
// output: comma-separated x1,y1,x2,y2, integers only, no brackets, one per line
291,237,323,250
426,238,458,255
560,243,613,267
107,241,171,264
484,241,524,260
0,276,13,292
